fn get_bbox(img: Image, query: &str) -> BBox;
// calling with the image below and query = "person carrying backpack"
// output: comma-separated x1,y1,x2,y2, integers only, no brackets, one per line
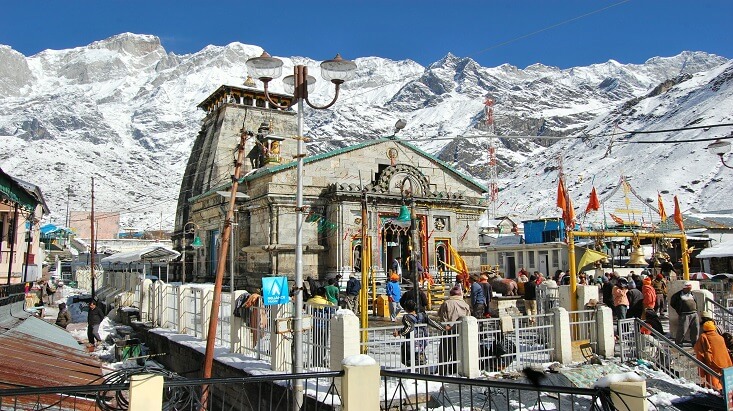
393,300,449,370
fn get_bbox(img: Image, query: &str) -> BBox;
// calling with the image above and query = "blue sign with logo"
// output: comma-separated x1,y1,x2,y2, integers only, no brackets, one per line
724,366,733,411
262,276,290,306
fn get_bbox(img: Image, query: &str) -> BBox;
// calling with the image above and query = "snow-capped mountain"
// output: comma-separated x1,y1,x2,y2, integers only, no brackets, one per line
0,33,730,230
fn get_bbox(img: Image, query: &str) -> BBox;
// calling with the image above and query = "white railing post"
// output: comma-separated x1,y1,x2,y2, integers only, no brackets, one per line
596,306,615,359
330,311,360,395
458,316,480,378
177,285,189,333
341,355,380,411
330,311,361,371
552,307,572,364
139,279,152,322
270,304,292,372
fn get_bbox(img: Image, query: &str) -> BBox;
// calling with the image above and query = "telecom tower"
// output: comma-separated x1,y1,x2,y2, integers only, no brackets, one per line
484,96,499,219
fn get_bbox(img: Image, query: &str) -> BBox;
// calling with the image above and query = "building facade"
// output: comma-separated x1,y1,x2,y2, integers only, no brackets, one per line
0,168,48,283
174,84,488,288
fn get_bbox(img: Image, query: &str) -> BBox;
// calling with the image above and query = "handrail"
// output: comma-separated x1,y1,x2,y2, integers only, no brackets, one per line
633,318,721,380
380,369,605,396
706,297,733,319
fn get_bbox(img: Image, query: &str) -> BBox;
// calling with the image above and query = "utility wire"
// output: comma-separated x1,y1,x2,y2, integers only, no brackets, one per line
389,122,733,143
467,0,633,60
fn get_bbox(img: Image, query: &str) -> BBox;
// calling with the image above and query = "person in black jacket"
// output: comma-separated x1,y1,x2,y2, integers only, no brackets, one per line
400,287,429,313
626,280,645,319
87,299,105,346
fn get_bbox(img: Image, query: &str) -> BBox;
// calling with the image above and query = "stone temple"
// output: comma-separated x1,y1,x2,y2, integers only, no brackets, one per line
173,82,487,289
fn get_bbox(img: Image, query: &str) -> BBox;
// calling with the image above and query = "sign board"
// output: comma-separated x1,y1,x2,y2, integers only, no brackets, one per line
724,366,733,411
262,276,290,306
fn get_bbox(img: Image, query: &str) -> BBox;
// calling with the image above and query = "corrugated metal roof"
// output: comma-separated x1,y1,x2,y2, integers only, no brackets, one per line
14,315,82,351
0,328,102,388
0,303,103,392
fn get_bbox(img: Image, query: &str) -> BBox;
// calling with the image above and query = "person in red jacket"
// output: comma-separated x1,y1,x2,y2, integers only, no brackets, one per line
641,277,656,311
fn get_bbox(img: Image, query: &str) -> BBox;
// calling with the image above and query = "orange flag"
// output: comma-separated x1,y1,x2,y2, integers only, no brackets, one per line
564,195,576,227
657,193,667,222
585,187,600,214
673,195,685,231
556,179,567,210
609,213,625,225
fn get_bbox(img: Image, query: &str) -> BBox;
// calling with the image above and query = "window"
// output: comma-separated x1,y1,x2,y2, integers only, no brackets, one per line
552,249,560,268
517,252,524,268
528,251,535,268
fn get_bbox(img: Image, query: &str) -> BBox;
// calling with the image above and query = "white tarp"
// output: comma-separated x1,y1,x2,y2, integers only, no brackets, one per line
697,240,733,259
101,244,180,264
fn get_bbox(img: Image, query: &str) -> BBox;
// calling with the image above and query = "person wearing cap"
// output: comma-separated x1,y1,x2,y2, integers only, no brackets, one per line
55,302,71,329
652,274,668,317
386,273,402,322
613,278,630,320
694,319,732,390
670,282,699,346
437,285,471,374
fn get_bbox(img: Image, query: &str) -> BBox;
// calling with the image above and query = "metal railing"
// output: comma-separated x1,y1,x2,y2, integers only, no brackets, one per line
707,297,733,335
536,286,559,314
0,370,344,411
183,287,203,337
160,284,179,329
380,369,615,410
568,309,598,353
302,303,337,370
360,320,461,374
215,292,232,348
618,317,722,389
699,280,731,303
477,314,554,373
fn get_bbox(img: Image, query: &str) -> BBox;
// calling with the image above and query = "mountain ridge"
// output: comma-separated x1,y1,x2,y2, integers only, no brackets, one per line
0,32,730,230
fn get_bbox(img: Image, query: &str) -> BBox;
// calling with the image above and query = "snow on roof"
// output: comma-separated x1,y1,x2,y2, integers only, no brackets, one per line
101,244,180,264
697,240,733,259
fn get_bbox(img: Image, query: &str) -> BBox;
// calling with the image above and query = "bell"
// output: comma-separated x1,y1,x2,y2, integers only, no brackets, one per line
391,205,412,228
627,246,648,267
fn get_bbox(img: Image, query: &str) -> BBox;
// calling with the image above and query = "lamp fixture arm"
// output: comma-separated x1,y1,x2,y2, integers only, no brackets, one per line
260,81,293,110
305,83,342,110
719,155,733,170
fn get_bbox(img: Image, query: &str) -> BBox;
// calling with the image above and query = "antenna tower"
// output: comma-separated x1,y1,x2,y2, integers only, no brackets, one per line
484,96,498,219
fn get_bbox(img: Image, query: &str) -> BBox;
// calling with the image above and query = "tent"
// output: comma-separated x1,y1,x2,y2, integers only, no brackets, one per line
101,244,180,264
696,240,733,259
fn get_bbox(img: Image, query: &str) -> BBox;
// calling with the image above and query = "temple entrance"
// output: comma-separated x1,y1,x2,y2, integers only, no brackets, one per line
382,222,410,275
380,214,428,279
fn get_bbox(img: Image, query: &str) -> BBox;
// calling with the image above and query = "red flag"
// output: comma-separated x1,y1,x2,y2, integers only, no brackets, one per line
609,213,625,225
556,179,567,210
564,195,576,227
657,193,667,222
673,195,685,231
585,187,600,214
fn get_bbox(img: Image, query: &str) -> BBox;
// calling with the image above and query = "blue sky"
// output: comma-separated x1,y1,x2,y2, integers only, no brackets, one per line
1,0,731,69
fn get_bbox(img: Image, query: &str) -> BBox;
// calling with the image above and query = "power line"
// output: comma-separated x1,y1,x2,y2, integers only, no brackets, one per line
389,122,733,143
467,0,633,60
